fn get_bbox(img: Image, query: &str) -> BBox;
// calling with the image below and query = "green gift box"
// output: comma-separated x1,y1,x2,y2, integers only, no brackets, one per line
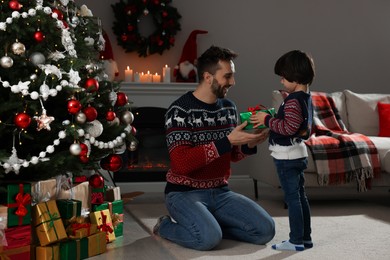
59,238,88,260
240,106,275,130
92,200,123,237
0,183,31,227
56,199,81,220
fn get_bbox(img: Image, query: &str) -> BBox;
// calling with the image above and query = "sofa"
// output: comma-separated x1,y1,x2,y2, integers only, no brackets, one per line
249,89,390,198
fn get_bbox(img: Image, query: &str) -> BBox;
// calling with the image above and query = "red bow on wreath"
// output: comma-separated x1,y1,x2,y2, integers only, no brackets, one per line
247,104,267,115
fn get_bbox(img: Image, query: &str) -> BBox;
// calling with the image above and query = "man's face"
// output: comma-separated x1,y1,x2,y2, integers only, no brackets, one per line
211,60,236,98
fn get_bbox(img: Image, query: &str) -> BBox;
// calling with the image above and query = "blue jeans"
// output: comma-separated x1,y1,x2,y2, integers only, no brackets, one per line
159,186,275,250
274,158,312,245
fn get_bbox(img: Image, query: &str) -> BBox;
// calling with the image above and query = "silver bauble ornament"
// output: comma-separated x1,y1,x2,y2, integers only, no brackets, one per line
85,120,103,138
29,52,46,65
1,56,13,68
128,141,137,151
121,111,134,125
76,112,87,124
69,143,81,155
107,117,120,126
11,42,26,55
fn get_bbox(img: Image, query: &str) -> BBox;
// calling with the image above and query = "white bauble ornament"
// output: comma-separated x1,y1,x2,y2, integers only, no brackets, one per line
11,42,26,55
128,141,137,151
69,143,81,155
108,91,117,106
1,56,13,68
85,120,103,138
30,52,45,65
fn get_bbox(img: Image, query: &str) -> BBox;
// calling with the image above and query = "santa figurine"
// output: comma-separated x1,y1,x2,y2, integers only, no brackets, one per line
174,30,208,82
99,31,119,81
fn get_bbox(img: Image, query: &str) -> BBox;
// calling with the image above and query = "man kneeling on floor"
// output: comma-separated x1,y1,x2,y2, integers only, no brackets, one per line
152,45,275,250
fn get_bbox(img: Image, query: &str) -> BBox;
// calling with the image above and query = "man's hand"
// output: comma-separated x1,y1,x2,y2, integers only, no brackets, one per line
250,111,268,128
227,121,268,146
247,128,269,148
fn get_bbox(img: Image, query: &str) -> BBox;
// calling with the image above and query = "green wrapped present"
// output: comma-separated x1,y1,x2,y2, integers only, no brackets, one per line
92,200,123,237
56,199,81,220
240,105,275,130
0,183,31,227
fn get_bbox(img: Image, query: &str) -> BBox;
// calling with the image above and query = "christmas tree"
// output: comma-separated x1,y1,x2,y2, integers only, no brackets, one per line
0,0,135,181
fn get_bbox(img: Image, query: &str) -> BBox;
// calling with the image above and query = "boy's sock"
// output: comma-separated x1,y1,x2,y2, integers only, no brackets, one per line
272,240,304,251
303,240,313,248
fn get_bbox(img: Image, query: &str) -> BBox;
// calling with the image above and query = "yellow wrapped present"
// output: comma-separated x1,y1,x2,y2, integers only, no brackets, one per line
89,209,115,243
36,244,60,260
32,200,67,246
87,231,106,257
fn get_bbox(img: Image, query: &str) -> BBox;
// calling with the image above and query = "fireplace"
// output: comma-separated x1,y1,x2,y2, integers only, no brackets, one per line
114,82,196,183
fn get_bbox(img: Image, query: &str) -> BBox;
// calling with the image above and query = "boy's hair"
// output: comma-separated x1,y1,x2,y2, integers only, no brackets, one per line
274,50,315,86
197,45,238,82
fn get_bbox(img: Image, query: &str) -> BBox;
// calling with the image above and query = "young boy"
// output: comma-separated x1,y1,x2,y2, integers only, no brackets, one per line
250,50,315,251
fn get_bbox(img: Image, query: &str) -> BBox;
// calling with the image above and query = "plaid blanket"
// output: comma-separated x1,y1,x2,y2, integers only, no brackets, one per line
304,91,381,191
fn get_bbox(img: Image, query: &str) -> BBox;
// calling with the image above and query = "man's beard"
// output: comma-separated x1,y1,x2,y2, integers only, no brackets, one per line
211,78,230,98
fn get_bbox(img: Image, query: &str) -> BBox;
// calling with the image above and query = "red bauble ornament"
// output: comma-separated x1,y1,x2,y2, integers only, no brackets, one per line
84,78,99,92
89,174,104,188
9,0,21,10
79,155,89,163
80,143,88,156
34,31,45,42
115,92,128,106
100,154,123,172
52,9,64,20
131,126,137,136
106,110,116,121
83,106,98,122
67,99,82,114
14,112,31,129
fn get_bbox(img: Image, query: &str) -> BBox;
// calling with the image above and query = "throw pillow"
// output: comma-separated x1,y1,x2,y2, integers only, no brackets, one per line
377,102,390,137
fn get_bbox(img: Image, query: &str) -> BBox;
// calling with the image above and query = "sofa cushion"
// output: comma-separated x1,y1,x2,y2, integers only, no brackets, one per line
368,136,390,173
344,90,390,136
377,102,390,137
272,90,348,128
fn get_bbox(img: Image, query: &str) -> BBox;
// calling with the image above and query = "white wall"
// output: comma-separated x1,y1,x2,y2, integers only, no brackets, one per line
76,0,390,176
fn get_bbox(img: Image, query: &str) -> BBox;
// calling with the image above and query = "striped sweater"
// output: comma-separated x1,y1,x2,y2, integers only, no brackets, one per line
164,91,256,193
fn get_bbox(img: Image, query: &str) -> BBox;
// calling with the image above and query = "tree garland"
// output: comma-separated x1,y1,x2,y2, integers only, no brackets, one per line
112,0,181,57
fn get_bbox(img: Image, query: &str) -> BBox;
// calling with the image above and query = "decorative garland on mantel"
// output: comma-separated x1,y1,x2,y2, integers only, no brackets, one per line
112,0,181,57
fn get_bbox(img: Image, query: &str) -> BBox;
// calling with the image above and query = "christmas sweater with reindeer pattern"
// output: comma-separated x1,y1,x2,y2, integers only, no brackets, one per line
164,91,256,193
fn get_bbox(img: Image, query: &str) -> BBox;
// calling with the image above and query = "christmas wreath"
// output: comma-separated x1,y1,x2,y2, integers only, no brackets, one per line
112,0,181,57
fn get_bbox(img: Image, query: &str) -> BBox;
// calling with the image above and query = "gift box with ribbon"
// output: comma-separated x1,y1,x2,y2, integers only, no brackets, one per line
66,223,98,240
240,105,276,130
72,175,88,184
59,239,87,260
32,200,67,246
1,225,31,251
30,178,57,205
0,183,31,227
89,209,116,243
92,200,123,237
57,182,90,211
0,244,30,260
104,186,121,202
56,199,81,222
36,244,60,260
86,231,106,257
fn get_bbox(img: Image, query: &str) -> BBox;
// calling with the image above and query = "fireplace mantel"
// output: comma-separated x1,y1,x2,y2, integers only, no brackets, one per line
120,82,197,108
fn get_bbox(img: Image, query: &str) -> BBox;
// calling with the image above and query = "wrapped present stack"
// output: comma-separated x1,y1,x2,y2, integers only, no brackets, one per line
0,173,124,260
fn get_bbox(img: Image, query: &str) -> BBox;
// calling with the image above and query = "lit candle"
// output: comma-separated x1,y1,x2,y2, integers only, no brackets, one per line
140,72,147,83
146,70,153,82
152,72,161,83
134,72,140,82
163,64,171,83
125,66,133,82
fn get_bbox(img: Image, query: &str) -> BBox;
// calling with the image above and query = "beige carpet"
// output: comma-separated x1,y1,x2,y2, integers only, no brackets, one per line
125,186,390,260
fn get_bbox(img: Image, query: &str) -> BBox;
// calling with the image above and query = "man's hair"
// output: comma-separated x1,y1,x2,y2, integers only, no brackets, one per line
274,50,315,86
197,45,238,82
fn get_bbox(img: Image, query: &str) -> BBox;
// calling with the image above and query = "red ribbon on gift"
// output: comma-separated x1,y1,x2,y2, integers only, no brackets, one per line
71,223,92,236
248,104,267,115
6,184,31,226
91,192,104,204
98,211,113,242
